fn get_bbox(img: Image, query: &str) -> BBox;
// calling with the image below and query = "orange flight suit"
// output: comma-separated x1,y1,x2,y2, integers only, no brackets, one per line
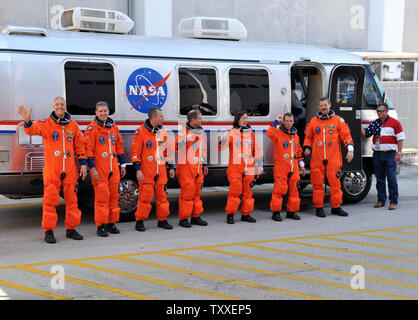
175,123,207,220
84,117,125,226
304,110,354,209
218,125,263,216
24,112,87,232
267,122,304,213
131,120,174,222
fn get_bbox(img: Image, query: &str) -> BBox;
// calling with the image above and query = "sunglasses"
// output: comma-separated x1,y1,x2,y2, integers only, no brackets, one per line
376,110,386,113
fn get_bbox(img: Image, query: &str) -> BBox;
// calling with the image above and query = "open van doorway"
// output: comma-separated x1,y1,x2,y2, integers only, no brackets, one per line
290,64,324,147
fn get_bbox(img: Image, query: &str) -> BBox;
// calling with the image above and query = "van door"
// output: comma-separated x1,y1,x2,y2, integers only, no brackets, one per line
329,65,365,172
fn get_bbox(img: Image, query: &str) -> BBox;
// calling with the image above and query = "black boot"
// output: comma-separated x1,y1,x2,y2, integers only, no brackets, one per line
316,208,326,218
331,207,349,217
191,216,208,226
106,223,120,234
272,212,282,221
179,219,191,228
97,224,109,237
241,215,256,223
66,229,83,240
158,219,173,230
44,230,56,244
286,212,301,220
135,220,145,232
227,214,234,224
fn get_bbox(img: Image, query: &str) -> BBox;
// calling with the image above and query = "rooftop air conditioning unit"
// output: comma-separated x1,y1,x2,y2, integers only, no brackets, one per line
60,7,134,34
178,17,247,41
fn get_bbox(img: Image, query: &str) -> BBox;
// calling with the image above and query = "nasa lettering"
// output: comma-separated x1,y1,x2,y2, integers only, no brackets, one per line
126,67,170,114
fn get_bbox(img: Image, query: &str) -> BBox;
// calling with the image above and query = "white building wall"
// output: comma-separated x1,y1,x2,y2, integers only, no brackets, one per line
0,0,129,30
171,0,369,49
0,0,416,53
368,0,405,52
131,0,172,37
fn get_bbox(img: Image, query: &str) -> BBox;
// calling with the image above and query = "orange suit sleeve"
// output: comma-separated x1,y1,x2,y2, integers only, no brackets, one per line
266,125,277,143
115,126,125,156
303,118,315,149
131,128,143,167
23,119,46,137
337,117,354,149
83,125,96,159
73,123,87,162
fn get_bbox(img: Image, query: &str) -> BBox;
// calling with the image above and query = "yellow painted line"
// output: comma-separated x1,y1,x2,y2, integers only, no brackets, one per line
265,226,418,242
354,226,418,233
283,240,418,264
0,202,43,210
68,261,239,300
0,200,66,210
0,278,70,300
114,256,242,300
247,244,418,276
114,255,320,300
211,247,418,290
1,225,418,271
354,233,418,244
163,252,413,300
385,230,418,236
319,236,418,254
16,266,154,300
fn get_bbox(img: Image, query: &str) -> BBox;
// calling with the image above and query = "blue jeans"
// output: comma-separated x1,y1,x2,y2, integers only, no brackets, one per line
373,151,398,205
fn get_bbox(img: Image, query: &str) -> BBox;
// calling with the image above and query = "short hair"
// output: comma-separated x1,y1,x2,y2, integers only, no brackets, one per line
283,112,294,121
95,101,109,111
318,97,331,104
148,107,162,120
377,102,389,111
187,108,202,122
53,96,65,104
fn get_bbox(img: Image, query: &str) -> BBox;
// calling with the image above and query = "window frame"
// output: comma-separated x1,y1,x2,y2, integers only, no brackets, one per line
227,66,271,118
176,65,219,118
362,68,384,110
63,60,116,116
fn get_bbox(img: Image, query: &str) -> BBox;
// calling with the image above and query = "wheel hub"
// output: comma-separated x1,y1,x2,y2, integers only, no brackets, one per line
342,171,367,197
118,179,139,214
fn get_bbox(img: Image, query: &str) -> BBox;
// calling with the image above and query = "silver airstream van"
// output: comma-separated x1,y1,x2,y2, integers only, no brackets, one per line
0,12,397,220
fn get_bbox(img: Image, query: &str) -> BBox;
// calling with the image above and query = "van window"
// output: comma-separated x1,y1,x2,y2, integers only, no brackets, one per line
371,70,395,110
178,67,217,116
64,62,115,115
229,68,269,116
363,70,383,110
335,73,358,105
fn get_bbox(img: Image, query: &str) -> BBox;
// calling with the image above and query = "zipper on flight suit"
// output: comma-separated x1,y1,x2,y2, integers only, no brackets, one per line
154,133,160,181
107,131,113,179
323,124,328,166
60,127,67,181
288,136,294,179
196,136,202,178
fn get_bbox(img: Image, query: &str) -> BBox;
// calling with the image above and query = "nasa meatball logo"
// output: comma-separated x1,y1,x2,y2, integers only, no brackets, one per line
126,68,170,114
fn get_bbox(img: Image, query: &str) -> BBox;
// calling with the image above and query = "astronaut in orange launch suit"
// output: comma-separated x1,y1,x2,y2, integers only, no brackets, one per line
18,98,87,244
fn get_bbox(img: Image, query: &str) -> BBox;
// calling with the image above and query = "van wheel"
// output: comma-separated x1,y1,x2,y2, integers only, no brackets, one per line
341,167,372,203
118,178,139,222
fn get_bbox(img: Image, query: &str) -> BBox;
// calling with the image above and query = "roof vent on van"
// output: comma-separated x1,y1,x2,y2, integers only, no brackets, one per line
59,7,134,34
1,25,48,37
178,17,247,41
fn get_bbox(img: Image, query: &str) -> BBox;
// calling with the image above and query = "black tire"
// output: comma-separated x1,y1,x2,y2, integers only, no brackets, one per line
341,165,372,204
